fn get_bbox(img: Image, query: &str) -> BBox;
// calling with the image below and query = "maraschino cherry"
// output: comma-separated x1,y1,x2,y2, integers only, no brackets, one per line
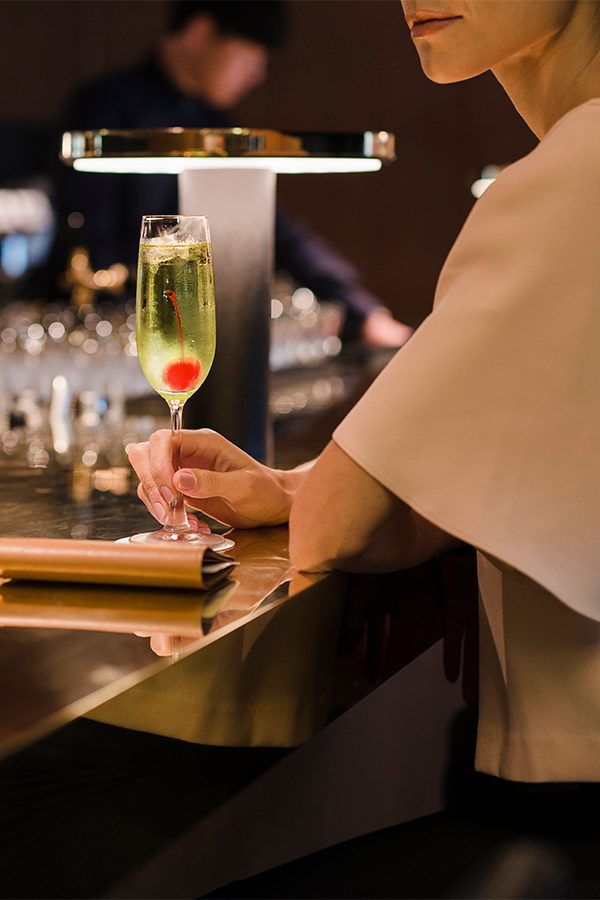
163,357,201,391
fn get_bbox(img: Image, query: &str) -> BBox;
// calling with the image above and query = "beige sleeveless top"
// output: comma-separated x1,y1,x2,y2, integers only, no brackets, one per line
334,100,600,782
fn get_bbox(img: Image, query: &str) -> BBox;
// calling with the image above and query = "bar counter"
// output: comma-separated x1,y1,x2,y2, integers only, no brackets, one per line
0,452,330,760
0,386,471,898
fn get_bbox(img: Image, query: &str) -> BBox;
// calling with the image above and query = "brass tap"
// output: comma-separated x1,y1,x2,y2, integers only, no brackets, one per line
62,246,129,307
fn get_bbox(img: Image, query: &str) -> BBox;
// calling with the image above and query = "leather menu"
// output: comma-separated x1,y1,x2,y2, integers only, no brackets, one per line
0,537,236,590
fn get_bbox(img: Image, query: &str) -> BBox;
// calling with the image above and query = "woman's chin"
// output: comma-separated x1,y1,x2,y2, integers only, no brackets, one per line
417,53,487,85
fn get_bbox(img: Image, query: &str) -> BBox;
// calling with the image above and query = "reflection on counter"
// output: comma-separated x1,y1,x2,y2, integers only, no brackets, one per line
0,578,218,638
0,555,470,756
90,574,345,749
0,526,294,644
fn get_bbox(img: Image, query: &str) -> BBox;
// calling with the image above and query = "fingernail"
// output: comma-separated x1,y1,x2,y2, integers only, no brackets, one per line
153,501,166,522
160,486,174,505
176,470,195,491
188,517,212,535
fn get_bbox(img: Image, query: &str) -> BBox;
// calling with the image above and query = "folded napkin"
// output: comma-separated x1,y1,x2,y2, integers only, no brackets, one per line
0,537,236,590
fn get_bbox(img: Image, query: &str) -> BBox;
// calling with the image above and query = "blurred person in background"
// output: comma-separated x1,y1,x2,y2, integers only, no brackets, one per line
54,0,413,348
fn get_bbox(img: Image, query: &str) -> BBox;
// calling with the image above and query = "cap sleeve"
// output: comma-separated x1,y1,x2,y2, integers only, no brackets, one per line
334,101,600,622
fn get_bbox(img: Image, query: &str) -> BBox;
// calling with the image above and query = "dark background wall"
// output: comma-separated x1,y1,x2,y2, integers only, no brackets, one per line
0,0,536,325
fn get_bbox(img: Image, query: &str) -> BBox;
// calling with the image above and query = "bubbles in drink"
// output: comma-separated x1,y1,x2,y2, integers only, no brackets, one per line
136,242,215,404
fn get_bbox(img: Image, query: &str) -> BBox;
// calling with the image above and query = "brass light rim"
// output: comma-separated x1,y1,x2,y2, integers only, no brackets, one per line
61,127,396,163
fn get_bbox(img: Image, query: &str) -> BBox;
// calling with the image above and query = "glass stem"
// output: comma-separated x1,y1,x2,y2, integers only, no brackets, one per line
164,401,189,533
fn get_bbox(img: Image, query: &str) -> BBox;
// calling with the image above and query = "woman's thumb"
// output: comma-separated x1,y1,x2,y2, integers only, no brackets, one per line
174,469,197,492
174,467,231,499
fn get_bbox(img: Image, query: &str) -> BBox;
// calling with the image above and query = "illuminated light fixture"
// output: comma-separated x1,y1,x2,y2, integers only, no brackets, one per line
61,127,394,174
73,157,383,174
471,164,502,199
61,127,396,461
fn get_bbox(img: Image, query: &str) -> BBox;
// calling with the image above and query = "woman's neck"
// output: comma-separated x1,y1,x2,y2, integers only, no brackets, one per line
492,3,600,138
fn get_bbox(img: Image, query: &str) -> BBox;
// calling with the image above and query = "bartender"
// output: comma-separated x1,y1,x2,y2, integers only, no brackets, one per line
54,0,413,348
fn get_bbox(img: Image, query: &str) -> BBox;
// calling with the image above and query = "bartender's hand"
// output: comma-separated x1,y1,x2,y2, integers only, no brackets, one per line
128,429,312,529
362,309,413,348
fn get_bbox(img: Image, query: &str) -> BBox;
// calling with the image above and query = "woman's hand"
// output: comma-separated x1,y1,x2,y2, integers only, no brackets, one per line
127,428,311,529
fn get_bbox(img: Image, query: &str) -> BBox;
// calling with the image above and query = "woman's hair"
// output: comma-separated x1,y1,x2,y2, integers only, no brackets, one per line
168,1,289,49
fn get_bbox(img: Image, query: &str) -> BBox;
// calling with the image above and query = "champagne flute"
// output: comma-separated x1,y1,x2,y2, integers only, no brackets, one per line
128,215,233,550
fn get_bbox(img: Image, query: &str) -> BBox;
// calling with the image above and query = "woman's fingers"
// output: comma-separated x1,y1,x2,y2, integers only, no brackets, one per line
150,634,176,656
174,465,288,528
172,466,244,525
173,466,236,498
130,429,250,496
130,440,213,531
147,428,177,488
185,514,212,534
135,467,168,522
178,428,252,471
136,482,154,518
129,432,178,517
128,428,291,529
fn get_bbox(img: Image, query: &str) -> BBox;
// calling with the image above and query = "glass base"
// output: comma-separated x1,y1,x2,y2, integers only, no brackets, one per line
116,530,234,551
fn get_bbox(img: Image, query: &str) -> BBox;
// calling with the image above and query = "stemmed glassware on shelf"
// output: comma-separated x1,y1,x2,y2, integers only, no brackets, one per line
126,214,233,550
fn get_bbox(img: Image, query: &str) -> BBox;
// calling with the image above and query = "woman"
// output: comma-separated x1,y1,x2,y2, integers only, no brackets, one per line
129,1,600,783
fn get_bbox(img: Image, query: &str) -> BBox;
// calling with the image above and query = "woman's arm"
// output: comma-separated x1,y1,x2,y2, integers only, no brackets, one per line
290,440,459,573
127,429,458,572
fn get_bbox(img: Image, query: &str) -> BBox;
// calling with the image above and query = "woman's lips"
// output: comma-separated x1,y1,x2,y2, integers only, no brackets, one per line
411,17,460,38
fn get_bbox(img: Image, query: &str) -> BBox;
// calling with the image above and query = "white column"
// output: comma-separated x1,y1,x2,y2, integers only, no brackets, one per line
179,168,276,462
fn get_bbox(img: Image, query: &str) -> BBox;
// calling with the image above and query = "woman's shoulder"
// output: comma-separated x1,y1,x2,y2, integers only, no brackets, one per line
536,98,600,171
508,99,600,185
465,98,600,228
543,98,600,142
431,99,600,307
